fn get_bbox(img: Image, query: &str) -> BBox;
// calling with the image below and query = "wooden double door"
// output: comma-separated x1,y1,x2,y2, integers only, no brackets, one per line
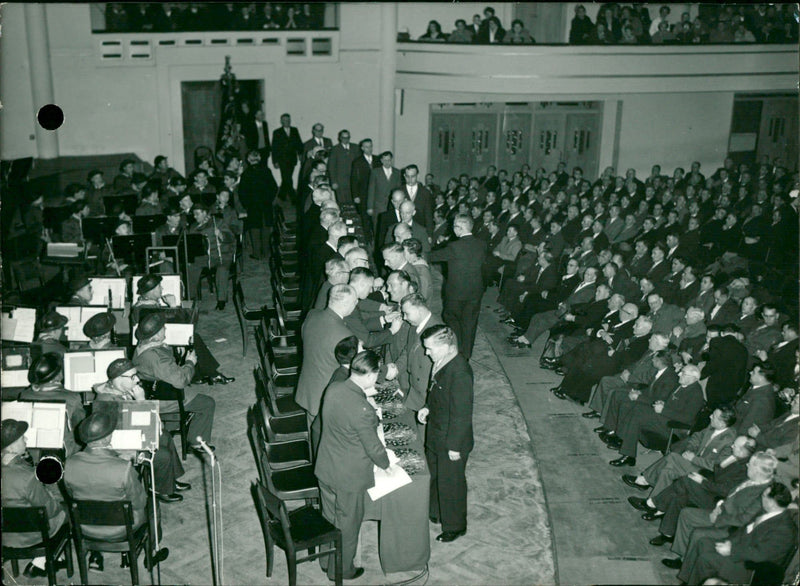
430,106,601,183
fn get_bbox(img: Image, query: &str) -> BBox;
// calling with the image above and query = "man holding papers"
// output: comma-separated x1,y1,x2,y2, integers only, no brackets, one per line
93,359,190,503
418,324,474,543
315,350,391,582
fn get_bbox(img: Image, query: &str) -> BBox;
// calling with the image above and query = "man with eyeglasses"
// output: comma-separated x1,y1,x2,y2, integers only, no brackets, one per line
93,359,190,504
302,122,333,162
327,129,358,204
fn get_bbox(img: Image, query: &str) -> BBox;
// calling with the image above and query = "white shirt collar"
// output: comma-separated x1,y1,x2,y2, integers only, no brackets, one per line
415,312,432,334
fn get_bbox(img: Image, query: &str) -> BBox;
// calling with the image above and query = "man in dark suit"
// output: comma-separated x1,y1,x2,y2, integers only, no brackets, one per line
731,363,776,435
608,364,705,467
302,122,333,162
303,218,346,313
238,150,278,260
400,164,433,230
241,105,271,160
314,350,390,581
419,325,474,543
701,324,749,408
327,129,358,204
270,113,303,201
392,293,443,412
676,483,797,585
429,215,487,359
350,138,380,221
295,285,358,426
367,151,401,228
375,190,406,260
757,322,799,389
706,287,740,327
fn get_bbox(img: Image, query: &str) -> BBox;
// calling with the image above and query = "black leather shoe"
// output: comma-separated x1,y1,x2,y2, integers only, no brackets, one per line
551,389,568,400
623,475,650,491
216,301,227,311
506,335,520,343
661,557,682,569
89,552,104,572
511,339,531,349
436,529,467,542
501,317,517,326
606,437,623,450
429,515,440,524
628,496,655,512
582,411,601,419
210,373,235,384
650,534,674,546
145,548,169,570
157,493,183,503
331,567,365,581
24,559,67,578
554,367,566,376
609,456,636,467
593,425,608,434
175,480,192,491
642,511,665,521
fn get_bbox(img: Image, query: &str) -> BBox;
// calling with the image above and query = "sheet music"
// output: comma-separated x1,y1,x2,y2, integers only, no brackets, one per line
1,308,37,343
57,306,108,342
5,354,24,368
94,349,126,380
2,402,34,426
132,274,182,304
1,370,30,388
4,402,67,449
110,429,143,451
63,349,126,391
32,408,62,429
130,411,151,426
89,278,127,309
165,323,194,346
35,428,63,449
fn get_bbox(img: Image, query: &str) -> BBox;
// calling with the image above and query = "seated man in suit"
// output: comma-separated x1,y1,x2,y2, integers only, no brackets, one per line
132,312,216,455
32,310,69,357
92,359,190,503
2,419,69,579
20,353,86,457
189,203,236,311
64,411,168,570
622,405,738,495
676,482,798,584
645,292,685,336
607,364,705,467
315,350,391,581
59,201,89,245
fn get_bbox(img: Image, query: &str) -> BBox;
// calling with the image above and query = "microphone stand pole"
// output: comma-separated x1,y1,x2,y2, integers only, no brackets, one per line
177,222,191,300
197,437,222,585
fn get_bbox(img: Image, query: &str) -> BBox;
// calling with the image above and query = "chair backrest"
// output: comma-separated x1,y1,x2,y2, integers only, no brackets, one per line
252,481,294,550
264,437,311,465
70,499,137,545
146,380,185,402
2,506,50,543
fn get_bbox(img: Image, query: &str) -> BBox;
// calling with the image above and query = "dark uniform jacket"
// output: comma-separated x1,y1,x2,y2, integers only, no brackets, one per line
426,353,474,454
429,234,487,302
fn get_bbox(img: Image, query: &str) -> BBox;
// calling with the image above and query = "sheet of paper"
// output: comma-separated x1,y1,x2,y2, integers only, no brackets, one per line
2,308,37,343
72,372,102,391
165,323,194,346
35,428,63,449
32,408,62,429
1,369,30,388
368,464,412,501
94,349,126,378
2,401,34,425
130,411,151,426
89,278,127,309
5,354,23,368
110,429,143,451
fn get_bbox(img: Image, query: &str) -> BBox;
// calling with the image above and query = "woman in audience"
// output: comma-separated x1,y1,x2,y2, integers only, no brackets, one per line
569,4,594,44
419,20,446,42
504,19,534,44
448,19,473,44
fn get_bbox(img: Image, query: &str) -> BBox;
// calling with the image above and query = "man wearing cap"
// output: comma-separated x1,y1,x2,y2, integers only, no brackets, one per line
189,203,236,310
113,159,137,194
82,312,117,350
69,275,94,306
2,419,69,579
33,310,69,357
64,411,169,575
19,353,86,457
133,274,232,385
93,359,190,503
133,312,217,453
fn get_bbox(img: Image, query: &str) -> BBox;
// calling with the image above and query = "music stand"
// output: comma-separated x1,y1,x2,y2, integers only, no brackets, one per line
112,234,154,273
133,214,167,234
103,194,139,216
161,233,206,295
82,216,118,244
42,206,72,232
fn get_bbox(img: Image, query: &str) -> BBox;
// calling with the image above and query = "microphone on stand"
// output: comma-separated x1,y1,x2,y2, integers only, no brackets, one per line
196,436,215,459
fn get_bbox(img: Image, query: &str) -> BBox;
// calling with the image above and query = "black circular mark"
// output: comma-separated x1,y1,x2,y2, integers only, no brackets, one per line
36,456,64,485
37,104,64,131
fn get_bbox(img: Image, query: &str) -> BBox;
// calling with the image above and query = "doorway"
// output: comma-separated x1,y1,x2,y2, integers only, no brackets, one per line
728,93,798,172
181,80,263,174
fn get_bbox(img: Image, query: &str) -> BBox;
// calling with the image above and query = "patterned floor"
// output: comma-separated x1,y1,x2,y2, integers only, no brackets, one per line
4,254,555,585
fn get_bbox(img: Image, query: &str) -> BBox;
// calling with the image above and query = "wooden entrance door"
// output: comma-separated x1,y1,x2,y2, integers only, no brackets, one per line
531,113,565,173
757,97,798,171
564,113,600,178
429,113,460,183
497,110,532,175
464,113,497,178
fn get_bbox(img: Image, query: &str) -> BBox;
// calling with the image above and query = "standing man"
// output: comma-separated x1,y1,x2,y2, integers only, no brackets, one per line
350,138,380,223
314,350,391,581
242,104,271,161
238,150,278,260
327,129,359,204
401,164,433,230
367,151,401,228
429,214,487,359
270,113,303,201
302,122,333,162
418,325,474,543
394,293,443,412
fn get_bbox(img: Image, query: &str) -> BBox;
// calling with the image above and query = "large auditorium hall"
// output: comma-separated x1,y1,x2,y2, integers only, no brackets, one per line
1,3,798,585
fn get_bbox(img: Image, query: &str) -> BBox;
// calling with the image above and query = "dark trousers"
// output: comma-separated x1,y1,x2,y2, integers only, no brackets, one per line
513,295,555,331
678,535,752,585
162,392,216,445
618,404,670,458
193,334,221,379
153,431,184,495
247,225,272,260
653,475,718,538
277,161,296,200
442,295,482,359
318,480,363,580
426,446,469,532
